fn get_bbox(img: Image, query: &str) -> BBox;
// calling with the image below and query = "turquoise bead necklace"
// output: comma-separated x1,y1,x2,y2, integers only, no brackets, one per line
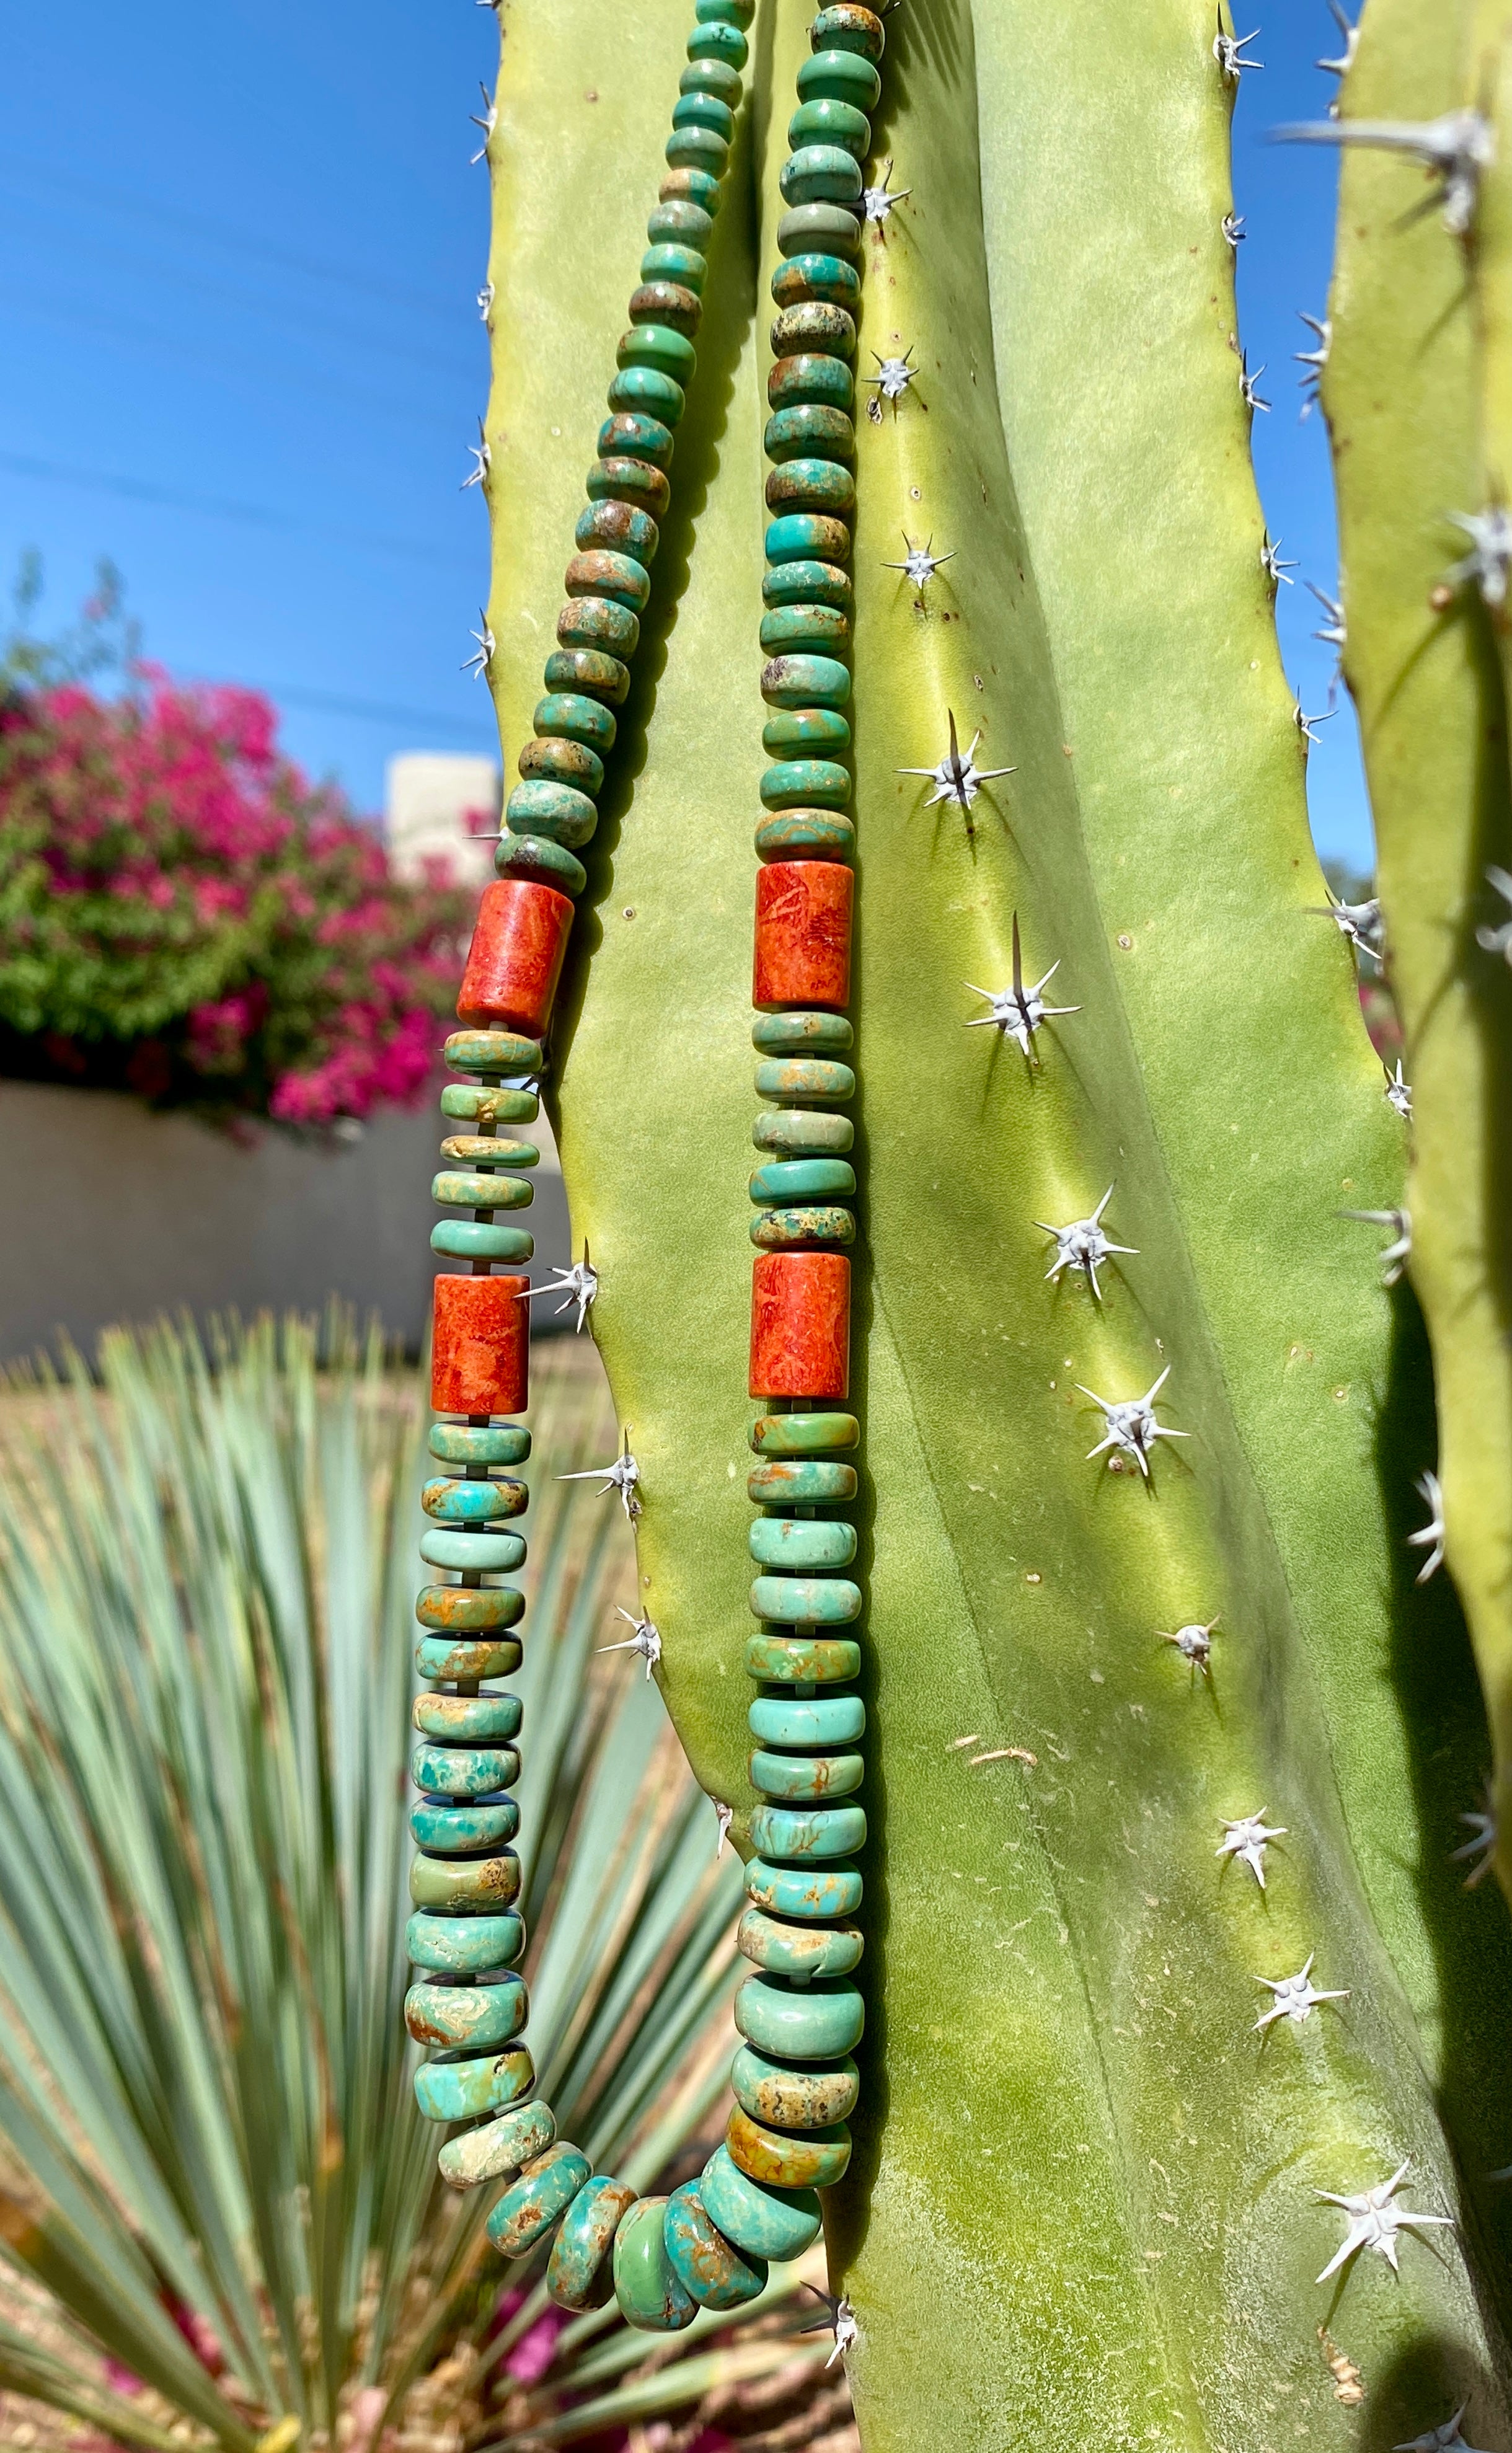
407,0,888,2338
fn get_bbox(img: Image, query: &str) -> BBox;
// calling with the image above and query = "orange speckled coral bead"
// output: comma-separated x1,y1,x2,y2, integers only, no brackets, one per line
432,1275,529,1417
457,880,574,1037
752,862,852,1010
749,1252,849,1399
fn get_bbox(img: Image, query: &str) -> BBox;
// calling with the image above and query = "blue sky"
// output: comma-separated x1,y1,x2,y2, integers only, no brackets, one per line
0,0,1370,870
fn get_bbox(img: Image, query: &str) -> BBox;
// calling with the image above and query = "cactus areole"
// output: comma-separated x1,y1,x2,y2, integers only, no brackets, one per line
403,0,1512,2444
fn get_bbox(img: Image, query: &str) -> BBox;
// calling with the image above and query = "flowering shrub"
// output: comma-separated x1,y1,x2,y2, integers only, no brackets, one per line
0,673,475,1126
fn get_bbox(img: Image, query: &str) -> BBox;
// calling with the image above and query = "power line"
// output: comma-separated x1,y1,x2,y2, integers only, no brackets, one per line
224,679,498,739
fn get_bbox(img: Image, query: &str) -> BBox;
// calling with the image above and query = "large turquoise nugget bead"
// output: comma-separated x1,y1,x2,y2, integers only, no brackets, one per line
699,2147,822,2261
486,2143,590,2251
547,2177,637,2310
663,2181,767,2310
612,2196,697,2332
735,1971,865,2061
413,2042,533,2124
749,1574,862,1624
748,1801,867,1859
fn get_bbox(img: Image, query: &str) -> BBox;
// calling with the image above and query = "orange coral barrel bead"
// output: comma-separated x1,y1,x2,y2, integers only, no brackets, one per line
432,1275,529,1417
457,880,574,1036
753,862,852,1011
749,1252,849,1399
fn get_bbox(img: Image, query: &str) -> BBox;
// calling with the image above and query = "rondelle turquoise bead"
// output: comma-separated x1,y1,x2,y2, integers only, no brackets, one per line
742,1859,864,1925
642,241,707,293
748,1801,867,1860
736,1971,865,2062
699,2148,822,2261
410,1847,521,1917
597,409,676,467
612,2195,697,2332
547,2176,637,2311
430,1221,536,1264
810,7,885,61
762,559,851,611
745,1633,860,1684
575,503,660,568
771,251,860,310
764,513,851,564
646,197,715,248
445,1028,542,1075
672,89,734,139
440,1084,539,1126
436,1133,538,1170
608,361,687,424
760,703,851,749
746,1456,857,1505
728,2107,852,2190
410,1794,520,1852
413,2042,533,2124
777,202,862,260
566,547,650,611
750,1204,855,1249
751,1010,854,1054
498,836,588,896
771,301,857,361
780,144,863,207
589,453,673,519
666,125,729,175
420,1485,527,1530
769,354,855,413
766,458,856,516
663,2182,768,2310
760,649,850,707
697,0,754,29
753,1034,857,1084
685,19,748,70
421,1478,524,1527
428,1421,531,1465
506,779,598,847
556,593,641,656
418,1529,528,1574
518,735,604,793
544,648,631,704
406,1910,524,1976
432,1169,533,1212
752,1107,854,1155
412,1740,521,1797
415,1634,522,1682
788,97,871,157
758,749,851,802
534,690,618,754
749,1746,864,1803
759,607,851,661
730,2040,859,2128
413,1688,523,1743
797,46,882,107
681,56,742,100
416,1581,526,1630
450,2099,559,2194
749,1409,859,1454
755,811,855,863
749,1692,865,1746
749,1574,861,1625
764,406,855,466
748,1518,857,1571
754,1056,855,1101
405,1972,527,2051
736,1909,861,1982
617,321,698,384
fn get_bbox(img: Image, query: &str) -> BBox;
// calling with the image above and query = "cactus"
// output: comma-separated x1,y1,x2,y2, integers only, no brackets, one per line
469,0,1512,2441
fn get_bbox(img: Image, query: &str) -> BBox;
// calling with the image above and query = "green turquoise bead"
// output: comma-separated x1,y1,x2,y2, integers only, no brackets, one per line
416,1580,526,1629
754,1057,854,1100
534,690,617,751
415,1635,521,1682
431,1170,533,1211
746,1457,857,1505
730,2041,859,2128
632,278,702,338
566,548,649,613
672,90,734,139
575,503,660,567
757,725,852,773
445,1027,542,1075
617,322,697,383
608,368,686,435
766,457,855,516
751,1011,853,1054
547,2177,637,2311
748,1801,867,1860
612,2196,697,2332
413,1688,523,1743
778,203,862,260
736,1971,865,2061
440,1084,539,1125
788,97,870,157
410,1795,519,1852
448,2098,558,2193
697,0,754,29
406,1909,524,1976
751,1204,854,1249
749,1410,858,1454
503,779,598,844
586,457,671,518
597,409,676,467
498,837,588,895
728,2107,852,2189
760,650,850,707
744,1633,860,1684
413,2041,533,2123
798,46,882,107
412,1740,520,1797
743,1858,864,1924
764,514,851,564
666,125,729,175
405,1973,527,2051
749,1692,864,1746
685,20,748,69
663,2182,767,2310
811,9,884,61
410,1848,521,1916
771,302,857,361
759,606,851,660
427,1421,531,1466
755,812,855,862
681,57,741,100
430,1221,535,1263
771,252,860,310
436,1134,537,1169
749,1574,860,1624
544,647,631,704
556,594,640,658
749,1746,864,1802
699,2148,821,2261
770,356,854,413
758,749,851,802
421,1478,524,1527
748,1518,857,1571
665,161,722,208
646,197,715,248
518,735,604,793
418,1529,526,1573
780,145,863,207
764,406,854,465
642,241,707,292
753,1107,854,1155
762,559,851,610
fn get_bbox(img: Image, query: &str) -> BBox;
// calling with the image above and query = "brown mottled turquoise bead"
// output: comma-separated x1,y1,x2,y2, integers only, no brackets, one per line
743,1633,861,1684
750,1204,855,1250
746,1456,857,1505
556,595,640,659
771,301,857,360
749,1409,859,1453
597,409,676,467
727,2106,852,2188
412,1689,523,1743
612,2195,697,2332
629,280,702,336
420,1476,529,1526
764,406,854,464
771,355,855,416
546,2177,637,2310
416,1581,526,1629
730,2040,859,2128
765,457,855,516
586,456,671,518
754,1058,855,1102
445,2096,556,2192
565,550,650,614
765,513,851,564
486,2142,591,2253
759,604,852,657
405,1973,528,2050
736,1906,862,1978
518,736,604,794
743,1854,864,1920
543,647,631,705
755,811,855,862
444,1027,542,1075
409,1849,521,1915
575,501,660,565
415,1634,522,1682
809,8,886,66
663,2183,767,2311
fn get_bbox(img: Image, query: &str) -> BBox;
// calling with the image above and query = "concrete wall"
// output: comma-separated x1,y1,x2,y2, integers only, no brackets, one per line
0,1081,573,1367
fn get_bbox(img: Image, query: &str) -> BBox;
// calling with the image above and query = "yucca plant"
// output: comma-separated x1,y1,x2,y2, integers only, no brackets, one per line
0,1319,837,2452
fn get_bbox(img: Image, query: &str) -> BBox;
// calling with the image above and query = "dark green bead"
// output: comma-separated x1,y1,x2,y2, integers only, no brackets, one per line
586,456,671,516
771,301,857,360
780,145,862,207
762,559,851,611
788,97,870,157
753,1106,853,1154
607,365,686,426
405,1973,527,2051
487,2143,591,2258
547,2177,637,2312
410,1795,519,1852
749,1746,864,1803
535,691,617,751
754,1055,854,1099
748,1157,855,1200
748,1458,857,1505
699,2148,821,2261
642,241,708,293
575,500,660,565
748,1516,856,1571
749,1692,865,1746
407,1909,524,1976
746,1803,867,1863
646,197,715,247
769,353,854,411
519,736,604,793
544,648,631,704
663,2182,767,2310
566,548,650,613
771,251,860,309
665,125,729,175
777,202,862,260
736,1972,864,2061
808,12,886,68
672,90,734,139
686,19,748,68
431,1219,536,1263
681,58,741,101
730,2039,860,2124
506,780,597,847
440,1084,539,1125
764,406,854,464
555,596,640,657
749,1574,862,1624
749,1408,858,1453
597,409,675,467
617,322,697,383
751,1204,855,1250
737,1906,863,1979
743,1632,860,1682
760,650,850,707
764,513,851,564
445,1027,542,1075
754,811,855,861
413,2042,533,2124
413,1687,523,1743
613,2196,697,2333
766,456,855,515
751,1010,853,1054
498,836,588,896
758,614,851,669
412,1740,521,1797
409,1847,521,1914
